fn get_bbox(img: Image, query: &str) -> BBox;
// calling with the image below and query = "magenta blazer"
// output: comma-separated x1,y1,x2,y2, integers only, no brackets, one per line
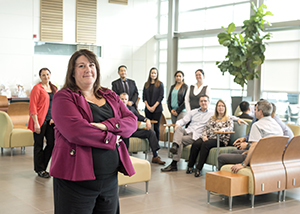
49,88,137,181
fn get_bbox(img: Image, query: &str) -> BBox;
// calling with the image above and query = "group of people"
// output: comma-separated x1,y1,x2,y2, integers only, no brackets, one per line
27,48,294,213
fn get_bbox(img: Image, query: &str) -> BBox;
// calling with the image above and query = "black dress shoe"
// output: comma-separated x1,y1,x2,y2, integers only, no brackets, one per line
161,164,178,172
37,171,51,178
170,147,178,154
186,167,194,174
194,168,201,177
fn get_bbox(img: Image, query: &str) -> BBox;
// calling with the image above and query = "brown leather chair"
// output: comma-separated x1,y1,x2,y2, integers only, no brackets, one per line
0,95,9,112
282,135,300,201
250,136,288,199
7,102,30,129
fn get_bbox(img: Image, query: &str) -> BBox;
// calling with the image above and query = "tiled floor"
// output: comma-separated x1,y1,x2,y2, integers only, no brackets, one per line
1,145,300,214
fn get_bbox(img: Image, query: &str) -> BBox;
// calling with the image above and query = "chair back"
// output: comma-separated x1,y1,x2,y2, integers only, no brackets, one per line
0,111,13,148
242,118,252,135
7,102,30,129
250,136,289,195
0,95,9,112
159,113,167,141
282,135,300,189
229,121,247,146
286,123,300,136
162,103,171,119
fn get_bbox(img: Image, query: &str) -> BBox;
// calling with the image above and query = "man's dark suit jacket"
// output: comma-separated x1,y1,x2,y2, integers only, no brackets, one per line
238,113,253,120
127,105,145,122
112,78,139,108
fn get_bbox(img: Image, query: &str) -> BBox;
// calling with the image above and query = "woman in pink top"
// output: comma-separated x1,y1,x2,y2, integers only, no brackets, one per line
28,68,57,178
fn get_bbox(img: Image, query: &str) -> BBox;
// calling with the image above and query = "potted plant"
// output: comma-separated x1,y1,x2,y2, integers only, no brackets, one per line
216,2,273,113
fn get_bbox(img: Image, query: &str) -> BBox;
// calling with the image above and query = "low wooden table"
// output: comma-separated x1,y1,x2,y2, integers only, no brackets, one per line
206,171,248,210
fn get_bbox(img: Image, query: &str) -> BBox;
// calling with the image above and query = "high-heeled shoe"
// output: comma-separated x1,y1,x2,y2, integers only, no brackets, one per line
194,168,201,177
186,167,194,174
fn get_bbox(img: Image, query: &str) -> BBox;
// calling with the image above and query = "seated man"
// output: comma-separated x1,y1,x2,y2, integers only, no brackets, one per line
161,95,213,172
120,93,165,165
238,101,253,120
232,102,294,152
218,100,283,172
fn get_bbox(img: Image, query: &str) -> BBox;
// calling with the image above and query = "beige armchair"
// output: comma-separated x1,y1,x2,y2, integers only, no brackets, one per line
0,95,9,112
7,102,30,129
0,111,34,155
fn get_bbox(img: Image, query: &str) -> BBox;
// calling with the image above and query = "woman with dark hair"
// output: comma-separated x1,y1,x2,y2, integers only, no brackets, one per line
28,68,57,178
185,69,210,113
50,49,137,213
167,70,188,124
142,67,164,140
187,99,233,177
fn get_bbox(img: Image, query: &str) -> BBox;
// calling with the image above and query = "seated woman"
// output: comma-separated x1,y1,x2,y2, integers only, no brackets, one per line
187,99,233,177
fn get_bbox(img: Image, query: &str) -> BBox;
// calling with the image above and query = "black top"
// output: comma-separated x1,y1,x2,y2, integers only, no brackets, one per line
149,84,154,104
88,101,119,177
167,83,188,114
44,92,53,123
189,85,208,111
142,82,164,113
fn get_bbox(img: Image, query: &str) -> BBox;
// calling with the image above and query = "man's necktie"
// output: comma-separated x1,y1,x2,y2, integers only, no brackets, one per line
123,81,129,94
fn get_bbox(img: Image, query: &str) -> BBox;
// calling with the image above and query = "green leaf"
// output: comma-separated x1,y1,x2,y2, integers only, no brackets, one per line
264,11,273,16
217,33,231,45
227,23,236,34
222,40,230,46
238,33,244,43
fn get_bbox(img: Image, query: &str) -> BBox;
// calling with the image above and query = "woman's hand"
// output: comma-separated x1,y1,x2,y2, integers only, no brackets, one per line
34,123,41,134
202,136,208,141
148,106,155,112
49,119,54,125
90,122,108,131
171,109,178,116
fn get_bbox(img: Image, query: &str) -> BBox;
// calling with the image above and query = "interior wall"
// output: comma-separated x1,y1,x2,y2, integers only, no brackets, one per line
0,0,158,96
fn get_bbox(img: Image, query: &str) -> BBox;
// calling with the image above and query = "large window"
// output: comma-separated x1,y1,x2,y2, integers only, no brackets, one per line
157,0,300,123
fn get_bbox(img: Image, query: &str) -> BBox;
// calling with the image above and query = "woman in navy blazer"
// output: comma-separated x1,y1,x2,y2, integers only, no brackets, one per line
142,67,164,140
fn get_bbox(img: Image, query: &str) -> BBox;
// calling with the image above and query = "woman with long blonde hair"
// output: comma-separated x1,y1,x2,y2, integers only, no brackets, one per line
187,99,233,177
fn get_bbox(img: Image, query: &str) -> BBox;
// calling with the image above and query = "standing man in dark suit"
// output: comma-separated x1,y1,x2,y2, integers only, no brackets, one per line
112,65,139,109
120,93,165,165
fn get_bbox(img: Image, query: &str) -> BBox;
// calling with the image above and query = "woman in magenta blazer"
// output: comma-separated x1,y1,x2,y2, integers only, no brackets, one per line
50,49,137,214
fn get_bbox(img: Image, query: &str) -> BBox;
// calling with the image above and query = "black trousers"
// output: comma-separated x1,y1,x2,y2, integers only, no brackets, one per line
33,121,54,172
145,110,162,141
53,173,119,214
188,138,225,170
123,128,160,155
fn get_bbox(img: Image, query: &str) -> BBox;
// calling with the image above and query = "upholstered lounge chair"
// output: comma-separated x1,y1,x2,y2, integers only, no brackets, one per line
282,135,300,200
0,111,34,155
180,121,247,170
221,136,289,207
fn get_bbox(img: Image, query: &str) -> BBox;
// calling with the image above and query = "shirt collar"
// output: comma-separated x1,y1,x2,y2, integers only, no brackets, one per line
198,108,208,113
